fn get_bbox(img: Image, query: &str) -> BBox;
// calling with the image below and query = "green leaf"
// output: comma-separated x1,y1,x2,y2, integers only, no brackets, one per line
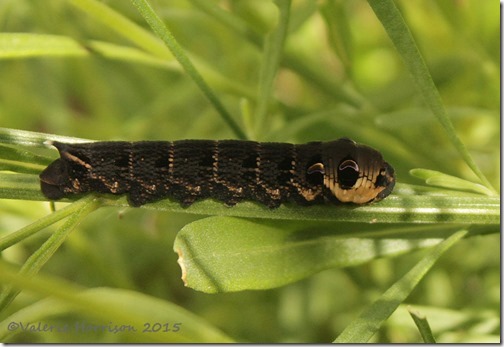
0,33,88,59
0,197,98,252
0,128,499,225
0,263,234,343
0,196,100,311
68,0,173,60
390,304,500,339
408,306,436,343
0,172,499,225
114,189,500,224
0,33,253,99
127,0,246,139
0,127,89,147
0,173,45,201
189,0,365,107
0,33,180,70
173,216,463,293
367,0,496,193
253,0,290,136
410,168,495,196
334,229,467,343
320,0,353,72
68,0,247,139
0,144,51,174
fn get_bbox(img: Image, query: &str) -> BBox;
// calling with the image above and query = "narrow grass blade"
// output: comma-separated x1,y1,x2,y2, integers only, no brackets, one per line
68,0,173,60
189,0,365,107
0,129,499,225
0,196,101,312
0,127,88,147
0,173,45,201
120,192,500,224
334,229,467,343
367,0,496,193
0,174,499,225
0,144,51,174
0,197,99,252
188,0,262,45
253,0,291,136
320,0,353,71
408,306,436,343
0,264,234,343
69,0,255,99
0,33,88,59
68,0,246,139
410,168,495,196
128,0,246,139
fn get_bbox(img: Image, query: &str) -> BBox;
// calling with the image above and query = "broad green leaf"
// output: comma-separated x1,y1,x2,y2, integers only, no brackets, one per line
410,168,495,196
334,229,467,343
0,264,233,343
173,216,459,293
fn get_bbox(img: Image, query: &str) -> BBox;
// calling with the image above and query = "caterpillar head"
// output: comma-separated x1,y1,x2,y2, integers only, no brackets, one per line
310,138,396,204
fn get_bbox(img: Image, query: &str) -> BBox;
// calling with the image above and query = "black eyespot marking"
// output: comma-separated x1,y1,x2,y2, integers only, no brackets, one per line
39,138,395,208
306,162,324,186
337,158,359,189
375,168,388,187
307,162,324,175
338,159,359,172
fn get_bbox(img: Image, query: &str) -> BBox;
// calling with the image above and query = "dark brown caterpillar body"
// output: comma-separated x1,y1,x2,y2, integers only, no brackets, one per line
39,138,395,208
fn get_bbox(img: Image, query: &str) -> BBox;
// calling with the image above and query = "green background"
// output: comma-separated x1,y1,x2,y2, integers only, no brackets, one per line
0,0,499,343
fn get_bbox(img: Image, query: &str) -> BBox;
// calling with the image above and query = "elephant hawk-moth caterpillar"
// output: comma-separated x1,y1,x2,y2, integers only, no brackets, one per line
39,138,395,208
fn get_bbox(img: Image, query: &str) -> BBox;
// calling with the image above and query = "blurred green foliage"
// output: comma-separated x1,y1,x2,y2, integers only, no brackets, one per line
0,0,499,343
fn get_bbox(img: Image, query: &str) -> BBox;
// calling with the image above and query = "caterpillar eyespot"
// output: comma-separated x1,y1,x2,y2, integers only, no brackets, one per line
307,163,325,175
39,138,396,208
338,159,360,189
339,159,359,172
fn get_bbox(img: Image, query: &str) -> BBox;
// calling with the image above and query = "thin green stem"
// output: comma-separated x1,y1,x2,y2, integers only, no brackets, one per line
0,197,100,312
253,0,291,137
408,307,436,343
129,0,247,139
334,229,467,342
0,197,98,252
189,0,366,108
367,0,496,194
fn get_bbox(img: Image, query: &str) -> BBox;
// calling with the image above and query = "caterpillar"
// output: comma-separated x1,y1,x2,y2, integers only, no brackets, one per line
39,138,395,208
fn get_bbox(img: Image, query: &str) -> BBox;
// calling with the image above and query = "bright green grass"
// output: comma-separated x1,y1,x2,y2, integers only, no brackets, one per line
0,0,499,343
